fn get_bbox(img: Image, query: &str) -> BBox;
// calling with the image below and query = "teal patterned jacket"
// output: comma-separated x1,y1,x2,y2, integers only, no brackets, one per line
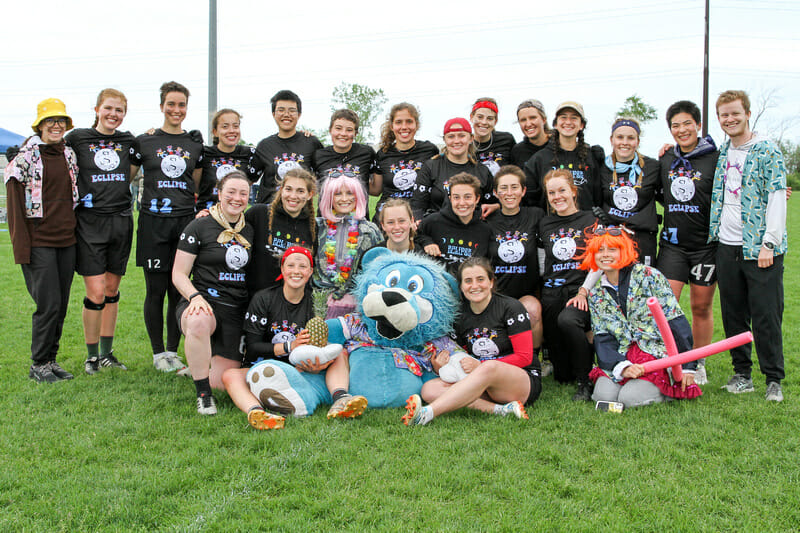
708,138,787,260
589,264,688,361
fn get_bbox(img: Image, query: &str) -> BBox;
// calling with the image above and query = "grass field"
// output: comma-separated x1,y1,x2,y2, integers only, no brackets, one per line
0,205,798,532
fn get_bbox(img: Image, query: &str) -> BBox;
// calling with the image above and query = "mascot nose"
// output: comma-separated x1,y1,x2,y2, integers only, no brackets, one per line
382,290,406,307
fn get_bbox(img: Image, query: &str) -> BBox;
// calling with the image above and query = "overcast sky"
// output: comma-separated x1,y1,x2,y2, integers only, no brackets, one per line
2,0,798,155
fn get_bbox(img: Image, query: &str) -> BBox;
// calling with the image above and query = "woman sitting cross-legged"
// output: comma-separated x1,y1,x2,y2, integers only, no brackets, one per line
402,257,541,425
580,225,702,408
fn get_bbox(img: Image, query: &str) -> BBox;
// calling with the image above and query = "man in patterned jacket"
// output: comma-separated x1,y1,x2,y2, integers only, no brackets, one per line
709,90,788,402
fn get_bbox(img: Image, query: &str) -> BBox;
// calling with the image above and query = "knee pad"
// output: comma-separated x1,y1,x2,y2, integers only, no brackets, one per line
105,292,120,304
84,297,105,311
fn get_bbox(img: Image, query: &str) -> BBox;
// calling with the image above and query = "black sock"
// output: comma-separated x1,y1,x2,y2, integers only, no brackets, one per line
99,336,114,356
194,378,212,397
332,388,348,402
86,343,99,359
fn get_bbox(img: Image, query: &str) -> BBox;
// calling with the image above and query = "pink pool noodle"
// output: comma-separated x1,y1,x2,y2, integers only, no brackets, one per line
644,297,753,375
646,297,682,380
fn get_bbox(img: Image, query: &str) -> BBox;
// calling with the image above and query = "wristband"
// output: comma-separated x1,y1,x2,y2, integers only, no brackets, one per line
189,291,203,301
284,341,291,356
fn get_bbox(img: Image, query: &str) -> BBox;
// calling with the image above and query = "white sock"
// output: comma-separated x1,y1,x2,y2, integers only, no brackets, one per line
419,406,434,425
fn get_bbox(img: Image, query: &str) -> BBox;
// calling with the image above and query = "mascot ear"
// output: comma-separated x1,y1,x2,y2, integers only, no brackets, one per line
361,247,392,271
442,270,459,297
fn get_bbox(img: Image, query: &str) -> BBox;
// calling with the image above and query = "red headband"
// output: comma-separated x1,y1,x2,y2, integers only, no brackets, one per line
471,100,498,115
276,246,314,281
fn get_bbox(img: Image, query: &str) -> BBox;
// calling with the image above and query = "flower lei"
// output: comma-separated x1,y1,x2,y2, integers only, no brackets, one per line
324,216,359,284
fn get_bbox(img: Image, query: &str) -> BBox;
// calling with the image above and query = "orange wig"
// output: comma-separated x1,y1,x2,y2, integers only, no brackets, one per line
578,224,638,271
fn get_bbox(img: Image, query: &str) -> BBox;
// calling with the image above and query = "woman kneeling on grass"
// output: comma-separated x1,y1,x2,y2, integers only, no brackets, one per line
402,257,541,426
580,225,701,408
172,170,254,415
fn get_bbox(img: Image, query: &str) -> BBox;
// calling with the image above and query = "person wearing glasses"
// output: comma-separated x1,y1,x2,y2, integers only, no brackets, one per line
252,90,323,204
5,98,79,383
580,223,701,408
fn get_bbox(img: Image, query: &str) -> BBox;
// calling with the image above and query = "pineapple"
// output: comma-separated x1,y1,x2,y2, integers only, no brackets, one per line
307,290,330,347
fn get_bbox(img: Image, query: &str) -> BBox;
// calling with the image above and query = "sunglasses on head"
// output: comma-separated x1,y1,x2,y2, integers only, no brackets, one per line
595,225,633,236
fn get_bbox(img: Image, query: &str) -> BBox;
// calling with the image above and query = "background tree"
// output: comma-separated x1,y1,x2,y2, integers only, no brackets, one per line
617,94,658,124
330,82,388,144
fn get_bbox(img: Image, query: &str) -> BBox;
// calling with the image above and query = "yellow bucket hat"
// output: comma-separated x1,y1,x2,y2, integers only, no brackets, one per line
31,98,73,132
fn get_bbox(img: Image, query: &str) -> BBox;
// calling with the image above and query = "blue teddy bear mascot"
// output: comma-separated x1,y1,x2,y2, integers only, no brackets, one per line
246,247,466,422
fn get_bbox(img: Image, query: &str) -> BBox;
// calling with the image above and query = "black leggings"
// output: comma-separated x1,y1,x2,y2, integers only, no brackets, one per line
143,271,181,354
541,288,593,383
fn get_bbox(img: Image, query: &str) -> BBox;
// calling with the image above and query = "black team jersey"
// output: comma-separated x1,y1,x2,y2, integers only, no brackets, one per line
66,128,135,215
598,155,660,234
537,210,596,293
411,157,494,220
243,285,314,365
131,129,204,217
244,203,315,294
524,144,605,210
658,147,719,250
375,140,439,207
474,130,515,176
417,203,494,277
198,144,258,210
313,143,377,192
177,216,254,306
486,206,545,298
510,138,548,168
252,132,323,204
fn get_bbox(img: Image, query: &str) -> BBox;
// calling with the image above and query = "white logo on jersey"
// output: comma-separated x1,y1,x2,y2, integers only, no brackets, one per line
482,159,501,176
498,239,525,264
552,237,577,261
613,185,637,211
94,148,120,172
161,154,187,179
215,163,236,180
225,244,249,270
472,337,500,358
671,176,696,202
393,168,417,191
271,331,296,343
278,160,301,179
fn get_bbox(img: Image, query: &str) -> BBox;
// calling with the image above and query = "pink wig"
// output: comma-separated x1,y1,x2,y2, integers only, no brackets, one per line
319,175,368,221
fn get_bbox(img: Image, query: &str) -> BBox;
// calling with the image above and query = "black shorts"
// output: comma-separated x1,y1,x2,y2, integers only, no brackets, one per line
136,212,194,272
525,369,542,406
75,210,133,276
656,241,717,286
176,298,245,362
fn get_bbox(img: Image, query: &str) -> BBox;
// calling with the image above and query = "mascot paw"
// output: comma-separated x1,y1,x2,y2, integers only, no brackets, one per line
246,361,310,417
438,353,478,383
288,343,343,367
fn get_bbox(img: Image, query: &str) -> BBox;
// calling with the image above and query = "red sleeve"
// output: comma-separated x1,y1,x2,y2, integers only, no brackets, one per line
498,330,533,368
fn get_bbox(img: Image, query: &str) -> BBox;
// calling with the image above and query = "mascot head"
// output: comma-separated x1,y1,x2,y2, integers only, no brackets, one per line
355,248,460,348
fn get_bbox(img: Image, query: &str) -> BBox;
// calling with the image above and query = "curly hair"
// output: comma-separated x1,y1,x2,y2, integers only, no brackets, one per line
379,103,420,153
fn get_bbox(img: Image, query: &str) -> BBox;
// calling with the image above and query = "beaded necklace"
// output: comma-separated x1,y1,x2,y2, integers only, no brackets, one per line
324,215,359,284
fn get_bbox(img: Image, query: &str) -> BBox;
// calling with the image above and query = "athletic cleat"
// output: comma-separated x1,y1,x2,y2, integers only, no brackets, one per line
98,352,127,370
154,352,189,374
196,393,217,415
248,408,286,430
765,382,783,402
401,394,423,426
500,400,529,420
326,394,368,419
29,363,61,383
84,357,100,375
48,361,74,380
572,381,593,402
722,374,754,394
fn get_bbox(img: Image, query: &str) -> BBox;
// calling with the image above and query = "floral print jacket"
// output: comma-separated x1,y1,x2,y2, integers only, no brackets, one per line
589,264,694,379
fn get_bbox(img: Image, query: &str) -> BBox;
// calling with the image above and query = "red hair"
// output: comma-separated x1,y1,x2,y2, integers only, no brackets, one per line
578,224,638,271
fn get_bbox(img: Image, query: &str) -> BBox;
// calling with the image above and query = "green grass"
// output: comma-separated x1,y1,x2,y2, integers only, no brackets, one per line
0,207,798,532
